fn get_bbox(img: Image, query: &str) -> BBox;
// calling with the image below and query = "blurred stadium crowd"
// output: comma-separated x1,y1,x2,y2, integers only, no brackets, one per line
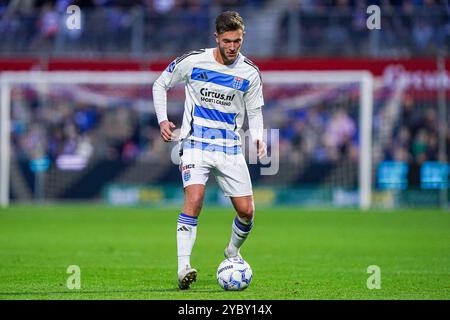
384,94,448,164
11,85,164,165
1,0,449,199
0,0,448,57
10,82,449,172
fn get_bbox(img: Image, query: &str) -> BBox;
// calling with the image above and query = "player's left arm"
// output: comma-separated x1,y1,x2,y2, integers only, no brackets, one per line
244,73,266,160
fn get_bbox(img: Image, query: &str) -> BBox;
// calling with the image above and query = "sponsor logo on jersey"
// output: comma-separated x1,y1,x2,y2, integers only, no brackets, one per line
166,60,176,73
200,88,235,106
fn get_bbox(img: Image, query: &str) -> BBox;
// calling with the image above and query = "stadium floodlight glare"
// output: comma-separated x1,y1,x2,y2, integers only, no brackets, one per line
0,71,373,209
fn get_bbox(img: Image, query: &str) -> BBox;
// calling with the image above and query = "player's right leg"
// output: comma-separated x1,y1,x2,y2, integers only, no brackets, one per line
177,184,205,290
177,146,211,289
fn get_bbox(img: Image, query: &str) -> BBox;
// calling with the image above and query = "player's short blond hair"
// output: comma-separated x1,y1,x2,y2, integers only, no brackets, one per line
215,11,245,34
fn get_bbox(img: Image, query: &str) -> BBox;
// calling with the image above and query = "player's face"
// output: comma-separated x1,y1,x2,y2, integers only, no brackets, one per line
215,29,244,64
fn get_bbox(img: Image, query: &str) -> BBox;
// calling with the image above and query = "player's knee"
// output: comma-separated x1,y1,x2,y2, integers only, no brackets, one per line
237,203,254,222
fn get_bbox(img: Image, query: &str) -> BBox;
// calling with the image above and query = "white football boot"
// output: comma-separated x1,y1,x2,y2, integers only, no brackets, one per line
224,246,243,260
177,265,197,290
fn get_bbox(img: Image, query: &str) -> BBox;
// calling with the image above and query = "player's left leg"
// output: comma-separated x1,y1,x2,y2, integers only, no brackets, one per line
225,195,254,258
213,152,254,258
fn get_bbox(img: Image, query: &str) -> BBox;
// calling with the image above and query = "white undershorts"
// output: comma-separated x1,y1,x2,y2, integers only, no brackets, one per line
179,142,253,197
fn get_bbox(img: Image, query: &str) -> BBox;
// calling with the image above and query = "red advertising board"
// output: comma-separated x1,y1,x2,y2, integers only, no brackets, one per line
0,57,448,91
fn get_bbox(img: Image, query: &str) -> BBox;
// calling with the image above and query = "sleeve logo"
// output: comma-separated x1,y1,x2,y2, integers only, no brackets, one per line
167,60,176,73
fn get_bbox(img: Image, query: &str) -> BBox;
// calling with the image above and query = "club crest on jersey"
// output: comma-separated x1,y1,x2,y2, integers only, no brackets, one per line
166,60,176,73
183,170,191,182
232,76,244,90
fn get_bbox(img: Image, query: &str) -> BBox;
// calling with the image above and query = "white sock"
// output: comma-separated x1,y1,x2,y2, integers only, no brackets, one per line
227,215,253,256
177,213,198,274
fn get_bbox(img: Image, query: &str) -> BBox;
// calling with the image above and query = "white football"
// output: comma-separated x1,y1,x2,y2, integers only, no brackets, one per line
216,257,253,291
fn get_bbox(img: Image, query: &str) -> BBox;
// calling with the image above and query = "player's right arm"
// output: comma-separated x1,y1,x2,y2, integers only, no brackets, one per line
152,58,188,142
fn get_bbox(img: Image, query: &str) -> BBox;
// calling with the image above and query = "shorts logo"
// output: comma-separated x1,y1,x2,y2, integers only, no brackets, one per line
182,164,195,171
166,60,176,73
183,170,191,182
232,76,244,90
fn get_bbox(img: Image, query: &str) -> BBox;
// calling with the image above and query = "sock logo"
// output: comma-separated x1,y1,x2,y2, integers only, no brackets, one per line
177,225,190,232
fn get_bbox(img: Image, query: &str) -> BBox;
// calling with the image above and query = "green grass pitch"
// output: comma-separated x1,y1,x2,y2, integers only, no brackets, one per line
0,205,449,300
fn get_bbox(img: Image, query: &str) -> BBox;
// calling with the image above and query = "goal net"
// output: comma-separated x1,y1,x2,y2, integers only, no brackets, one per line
0,71,374,209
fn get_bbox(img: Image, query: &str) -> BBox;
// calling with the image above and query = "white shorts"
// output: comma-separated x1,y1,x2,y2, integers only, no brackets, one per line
179,142,253,197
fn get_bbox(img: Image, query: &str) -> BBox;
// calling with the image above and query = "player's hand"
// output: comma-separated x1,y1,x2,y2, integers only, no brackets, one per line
159,120,176,142
256,139,267,160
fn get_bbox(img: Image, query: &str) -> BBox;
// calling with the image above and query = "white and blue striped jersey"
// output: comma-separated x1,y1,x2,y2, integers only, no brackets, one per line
153,48,264,154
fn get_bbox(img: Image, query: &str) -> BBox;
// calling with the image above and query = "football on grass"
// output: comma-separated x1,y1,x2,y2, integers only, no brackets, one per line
216,257,253,291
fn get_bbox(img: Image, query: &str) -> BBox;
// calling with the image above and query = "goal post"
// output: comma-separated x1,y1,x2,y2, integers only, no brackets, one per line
0,70,374,209
0,78,11,208
261,71,374,209
0,71,158,208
